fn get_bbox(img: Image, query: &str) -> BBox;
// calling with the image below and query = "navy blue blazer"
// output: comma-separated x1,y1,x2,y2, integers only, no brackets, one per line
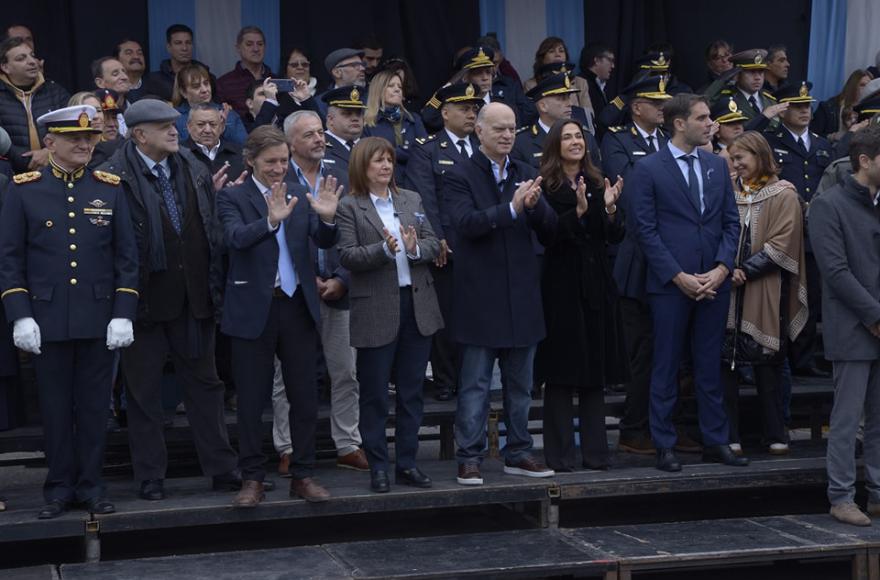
443,150,557,348
215,178,338,339
629,145,739,295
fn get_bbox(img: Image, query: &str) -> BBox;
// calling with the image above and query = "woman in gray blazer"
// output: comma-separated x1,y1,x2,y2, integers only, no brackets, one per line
336,137,443,493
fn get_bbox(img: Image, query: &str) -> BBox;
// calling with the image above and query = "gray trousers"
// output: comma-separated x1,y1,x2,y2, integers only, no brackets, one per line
827,359,880,505
272,303,361,456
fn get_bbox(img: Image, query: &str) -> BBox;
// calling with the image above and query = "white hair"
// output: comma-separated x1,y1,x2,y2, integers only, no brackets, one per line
283,109,321,136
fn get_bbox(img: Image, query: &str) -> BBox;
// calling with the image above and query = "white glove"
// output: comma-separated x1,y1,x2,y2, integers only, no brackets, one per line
106,318,134,350
13,317,41,355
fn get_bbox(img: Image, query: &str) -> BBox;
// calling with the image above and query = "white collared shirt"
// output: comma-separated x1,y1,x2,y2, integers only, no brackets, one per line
668,141,705,213
252,176,285,288
135,147,169,178
739,89,763,112
444,128,473,157
195,141,221,161
634,123,660,150
326,130,356,150
537,119,551,135
786,126,811,151
487,154,519,220
369,190,416,287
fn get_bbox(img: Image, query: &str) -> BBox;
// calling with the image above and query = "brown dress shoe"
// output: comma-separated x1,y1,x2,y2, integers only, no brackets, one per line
337,448,369,471
457,463,483,485
232,480,264,508
278,453,291,478
290,477,330,503
618,433,656,455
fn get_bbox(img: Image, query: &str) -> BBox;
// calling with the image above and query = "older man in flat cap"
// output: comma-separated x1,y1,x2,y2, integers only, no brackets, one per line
98,99,243,503
0,105,138,519
315,48,366,115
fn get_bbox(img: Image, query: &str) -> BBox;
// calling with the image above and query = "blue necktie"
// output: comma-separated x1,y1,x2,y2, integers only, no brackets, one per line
154,164,182,234
680,155,703,214
268,197,298,296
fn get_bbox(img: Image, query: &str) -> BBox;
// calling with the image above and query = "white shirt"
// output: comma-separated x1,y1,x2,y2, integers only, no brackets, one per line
326,130,356,150
634,123,660,150
195,141,221,161
739,89,763,112
488,155,519,220
135,147,169,178
369,191,417,287
538,119,552,135
252,176,285,289
668,141,705,213
786,126,811,151
444,128,473,157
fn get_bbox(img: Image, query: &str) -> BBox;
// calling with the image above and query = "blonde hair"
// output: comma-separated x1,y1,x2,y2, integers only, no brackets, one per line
364,69,410,127
68,91,100,107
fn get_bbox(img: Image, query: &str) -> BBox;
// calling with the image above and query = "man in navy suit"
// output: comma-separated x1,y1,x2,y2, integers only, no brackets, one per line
215,125,341,507
629,93,748,472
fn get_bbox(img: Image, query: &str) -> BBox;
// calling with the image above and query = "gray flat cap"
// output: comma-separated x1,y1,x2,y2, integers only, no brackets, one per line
324,48,364,74
124,98,181,127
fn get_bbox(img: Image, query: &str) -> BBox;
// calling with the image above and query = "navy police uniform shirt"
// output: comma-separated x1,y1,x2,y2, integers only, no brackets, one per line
600,123,669,181
763,127,832,202
0,165,139,341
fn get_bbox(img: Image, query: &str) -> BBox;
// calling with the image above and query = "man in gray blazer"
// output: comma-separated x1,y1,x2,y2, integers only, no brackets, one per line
811,125,880,527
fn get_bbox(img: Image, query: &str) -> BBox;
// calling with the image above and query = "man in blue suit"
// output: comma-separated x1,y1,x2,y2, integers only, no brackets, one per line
629,93,748,472
216,125,341,507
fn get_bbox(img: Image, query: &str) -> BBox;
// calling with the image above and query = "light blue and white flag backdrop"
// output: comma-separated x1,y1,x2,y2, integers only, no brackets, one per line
148,0,281,77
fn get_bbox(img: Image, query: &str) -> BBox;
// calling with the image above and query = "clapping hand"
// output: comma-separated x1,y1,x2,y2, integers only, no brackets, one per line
400,224,418,254
604,175,623,208
267,181,297,228
306,175,342,222
512,176,543,214
575,176,588,218
212,162,248,191
434,239,451,268
383,227,400,254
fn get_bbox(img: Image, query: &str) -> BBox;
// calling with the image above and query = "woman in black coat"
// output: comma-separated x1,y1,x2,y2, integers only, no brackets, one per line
536,118,628,471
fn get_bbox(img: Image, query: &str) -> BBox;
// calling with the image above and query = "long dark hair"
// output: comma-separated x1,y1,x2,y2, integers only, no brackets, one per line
540,119,603,193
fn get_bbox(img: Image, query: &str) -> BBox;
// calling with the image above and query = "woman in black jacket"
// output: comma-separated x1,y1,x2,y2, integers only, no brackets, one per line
536,118,628,471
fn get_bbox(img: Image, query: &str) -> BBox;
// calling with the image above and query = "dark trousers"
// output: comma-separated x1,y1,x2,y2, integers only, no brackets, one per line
648,292,730,449
723,363,787,445
357,287,431,472
34,339,113,503
544,384,609,470
790,252,822,369
121,314,237,481
619,297,653,437
232,291,317,481
429,263,458,390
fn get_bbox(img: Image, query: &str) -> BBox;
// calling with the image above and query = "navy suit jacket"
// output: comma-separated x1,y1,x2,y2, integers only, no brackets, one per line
443,150,557,347
630,145,739,295
216,178,338,339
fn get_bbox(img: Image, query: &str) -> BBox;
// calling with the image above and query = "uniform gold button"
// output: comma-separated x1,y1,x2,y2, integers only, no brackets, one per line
69,228,76,234
69,278,77,285
67,182,74,189
68,212,75,218
70,261,77,268
67,196,74,202
69,244,77,251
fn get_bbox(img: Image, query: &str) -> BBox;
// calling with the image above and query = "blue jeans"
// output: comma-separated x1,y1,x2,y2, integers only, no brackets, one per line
455,344,536,465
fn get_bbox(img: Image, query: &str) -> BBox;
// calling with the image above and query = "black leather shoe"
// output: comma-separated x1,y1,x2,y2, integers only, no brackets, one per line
655,448,682,472
371,470,390,493
212,469,243,491
139,479,165,501
395,467,432,488
37,499,68,519
434,385,456,402
85,497,116,514
793,365,831,378
702,445,750,467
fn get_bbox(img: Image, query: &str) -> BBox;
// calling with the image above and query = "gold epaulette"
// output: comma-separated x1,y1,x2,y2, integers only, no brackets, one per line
515,126,529,135
416,134,437,146
608,126,625,133
610,96,624,110
720,89,734,95
93,170,121,185
763,91,777,102
12,171,41,184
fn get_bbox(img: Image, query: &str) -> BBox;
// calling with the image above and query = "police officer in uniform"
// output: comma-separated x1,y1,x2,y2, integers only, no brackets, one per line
0,105,139,519
764,80,833,377
709,96,749,154
512,72,601,170
600,76,671,181
422,46,536,133
321,85,367,174
404,82,483,401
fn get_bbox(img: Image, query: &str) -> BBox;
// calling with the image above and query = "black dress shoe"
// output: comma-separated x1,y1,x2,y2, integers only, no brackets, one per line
434,386,456,402
655,448,682,472
793,365,831,378
85,497,116,514
371,470,390,493
395,467,432,488
140,479,165,501
702,445,750,467
37,499,68,520
212,469,243,491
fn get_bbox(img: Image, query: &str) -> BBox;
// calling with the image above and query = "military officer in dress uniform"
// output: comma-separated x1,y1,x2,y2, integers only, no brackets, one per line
512,72,601,170
764,80,833,377
0,105,139,519
404,82,483,401
321,85,367,174
705,49,781,119
422,46,536,133
599,76,671,182
709,96,749,154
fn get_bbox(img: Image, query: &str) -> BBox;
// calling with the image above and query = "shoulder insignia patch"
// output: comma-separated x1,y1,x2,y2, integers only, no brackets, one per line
763,91,777,101
12,171,41,184
720,89,734,95
93,170,121,185
608,126,624,133
516,126,529,135
415,137,426,145
531,125,539,136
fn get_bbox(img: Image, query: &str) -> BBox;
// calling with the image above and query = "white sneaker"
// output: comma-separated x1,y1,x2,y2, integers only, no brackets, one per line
769,443,790,455
729,443,742,455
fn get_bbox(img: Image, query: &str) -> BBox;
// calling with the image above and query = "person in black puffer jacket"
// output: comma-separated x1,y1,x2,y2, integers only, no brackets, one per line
0,37,69,173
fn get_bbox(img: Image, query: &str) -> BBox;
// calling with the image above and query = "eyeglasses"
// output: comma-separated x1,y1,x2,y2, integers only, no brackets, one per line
287,60,309,68
336,61,366,70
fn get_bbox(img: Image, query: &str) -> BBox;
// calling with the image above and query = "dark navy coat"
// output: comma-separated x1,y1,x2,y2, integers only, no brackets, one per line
215,177,338,339
442,150,557,347
630,146,740,295
763,127,832,203
0,167,139,341
600,124,669,183
362,113,428,183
